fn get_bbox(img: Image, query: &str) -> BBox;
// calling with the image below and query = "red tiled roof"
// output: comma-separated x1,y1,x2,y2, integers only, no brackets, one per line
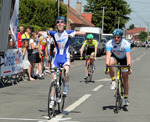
81,13,94,26
127,28,146,35
68,6,95,26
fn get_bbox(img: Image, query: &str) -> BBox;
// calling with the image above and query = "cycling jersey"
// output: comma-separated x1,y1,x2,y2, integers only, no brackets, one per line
82,40,97,55
145,41,148,44
106,38,131,59
39,36,47,50
48,30,75,68
82,40,97,48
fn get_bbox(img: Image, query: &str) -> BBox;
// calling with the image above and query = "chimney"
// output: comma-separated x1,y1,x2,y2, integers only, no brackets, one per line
76,1,82,15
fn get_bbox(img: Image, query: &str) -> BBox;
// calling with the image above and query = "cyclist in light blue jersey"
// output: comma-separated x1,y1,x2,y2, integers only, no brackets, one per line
105,29,132,107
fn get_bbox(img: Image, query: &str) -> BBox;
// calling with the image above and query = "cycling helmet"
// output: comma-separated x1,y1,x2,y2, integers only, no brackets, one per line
86,34,94,39
55,16,66,23
112,29,123,37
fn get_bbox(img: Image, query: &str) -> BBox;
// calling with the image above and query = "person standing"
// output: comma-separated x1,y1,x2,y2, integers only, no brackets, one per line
18,25,24,48
22,40,30,81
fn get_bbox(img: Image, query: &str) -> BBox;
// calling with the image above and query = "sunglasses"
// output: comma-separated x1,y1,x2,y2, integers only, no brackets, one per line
56,20,64,24
87,39,92,41
114,36,121,39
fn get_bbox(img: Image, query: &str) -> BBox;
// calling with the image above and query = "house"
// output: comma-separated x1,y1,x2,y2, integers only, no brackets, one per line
126,27,146,41
60,0,95,30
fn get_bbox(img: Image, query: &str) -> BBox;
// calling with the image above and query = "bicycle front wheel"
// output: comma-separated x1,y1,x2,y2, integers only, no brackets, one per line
58,78,65,113
48,82,57,119
114,79,120,114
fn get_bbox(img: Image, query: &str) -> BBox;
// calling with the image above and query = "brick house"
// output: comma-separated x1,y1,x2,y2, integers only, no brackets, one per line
126,27,146,41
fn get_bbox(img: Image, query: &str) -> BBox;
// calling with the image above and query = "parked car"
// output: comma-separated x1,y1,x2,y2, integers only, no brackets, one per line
102,38,108,55
69,46,75,62
70,36,86,59
126,39,134,48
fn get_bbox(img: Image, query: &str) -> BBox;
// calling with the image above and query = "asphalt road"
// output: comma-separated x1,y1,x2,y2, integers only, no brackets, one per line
0,47,150,122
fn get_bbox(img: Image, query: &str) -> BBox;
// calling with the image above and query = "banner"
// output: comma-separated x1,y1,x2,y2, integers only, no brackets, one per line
10,0,20,48
0,49,23,76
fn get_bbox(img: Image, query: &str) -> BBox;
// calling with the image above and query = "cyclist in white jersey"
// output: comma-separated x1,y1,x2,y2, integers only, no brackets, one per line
40,16,85,95
105,29,132,107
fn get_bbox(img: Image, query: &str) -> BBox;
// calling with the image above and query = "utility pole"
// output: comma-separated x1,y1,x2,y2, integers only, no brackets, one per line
147,23,149,40
118,17,121,28
57,0,60,17
66,0,70,30
101,7,106,40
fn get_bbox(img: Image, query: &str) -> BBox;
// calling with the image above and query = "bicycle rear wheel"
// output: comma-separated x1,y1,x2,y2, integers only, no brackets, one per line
58,78,65,113
89,65,93,82
48,82,57,119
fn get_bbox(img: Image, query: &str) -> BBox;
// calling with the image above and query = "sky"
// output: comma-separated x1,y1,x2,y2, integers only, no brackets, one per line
64,0,150,31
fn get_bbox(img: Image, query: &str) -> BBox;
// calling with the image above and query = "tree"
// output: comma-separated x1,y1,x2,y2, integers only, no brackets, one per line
19,0,67,30
138,31,147,41
83,0,132,33
128,24,135,30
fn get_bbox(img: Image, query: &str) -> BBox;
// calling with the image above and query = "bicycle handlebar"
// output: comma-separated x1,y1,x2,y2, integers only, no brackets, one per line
106,64,131,71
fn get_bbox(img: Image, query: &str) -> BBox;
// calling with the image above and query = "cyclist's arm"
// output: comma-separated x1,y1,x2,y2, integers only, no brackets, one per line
80,45,85,57
80,41,86,57
75,31,86,36
94,41,98,58
105,42,111,66
105,51,111,66
126,52,131,67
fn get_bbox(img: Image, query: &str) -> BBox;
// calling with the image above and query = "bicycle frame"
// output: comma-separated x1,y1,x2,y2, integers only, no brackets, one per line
106,65,130,113
48,65,66,119
86,55,95,83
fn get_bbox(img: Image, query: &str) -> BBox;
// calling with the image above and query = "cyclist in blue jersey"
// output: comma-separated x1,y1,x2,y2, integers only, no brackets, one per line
39,16,85,108
105,29,132,107
145,40,149,49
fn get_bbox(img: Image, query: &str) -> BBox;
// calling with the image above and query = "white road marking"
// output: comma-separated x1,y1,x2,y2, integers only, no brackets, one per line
0,117,45,121
92,85,104,91
132,52,146,63
55,94,91,119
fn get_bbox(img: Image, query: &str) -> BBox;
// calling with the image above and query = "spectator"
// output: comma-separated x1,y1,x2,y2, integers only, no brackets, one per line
38,34,47,79
28,32,39,81
22,40,30,81
45,28,54,69
22,26,33,42
18,25,24,48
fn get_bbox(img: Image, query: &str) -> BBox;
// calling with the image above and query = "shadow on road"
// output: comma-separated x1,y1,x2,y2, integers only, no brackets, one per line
103,105,128,112
80,80,95,84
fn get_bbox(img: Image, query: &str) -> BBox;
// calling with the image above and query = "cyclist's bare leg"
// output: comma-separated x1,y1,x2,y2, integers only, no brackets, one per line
122,72,129,97
64,65,70,83
50,72,56,98
109,58,116,79
85,59,88,77
90,52,95,65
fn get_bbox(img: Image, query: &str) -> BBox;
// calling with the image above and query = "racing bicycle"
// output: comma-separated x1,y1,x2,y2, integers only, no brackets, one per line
82,55,95,83
106,64,130,114
48,64,66,119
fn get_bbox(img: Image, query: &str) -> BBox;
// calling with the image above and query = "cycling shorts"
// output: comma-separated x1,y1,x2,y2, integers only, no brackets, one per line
86,47,95,55
111,54,128,72
52,54,70,68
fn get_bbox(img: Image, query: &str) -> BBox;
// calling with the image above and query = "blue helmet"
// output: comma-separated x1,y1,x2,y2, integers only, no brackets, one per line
112,29,123,37
55,16,66,23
